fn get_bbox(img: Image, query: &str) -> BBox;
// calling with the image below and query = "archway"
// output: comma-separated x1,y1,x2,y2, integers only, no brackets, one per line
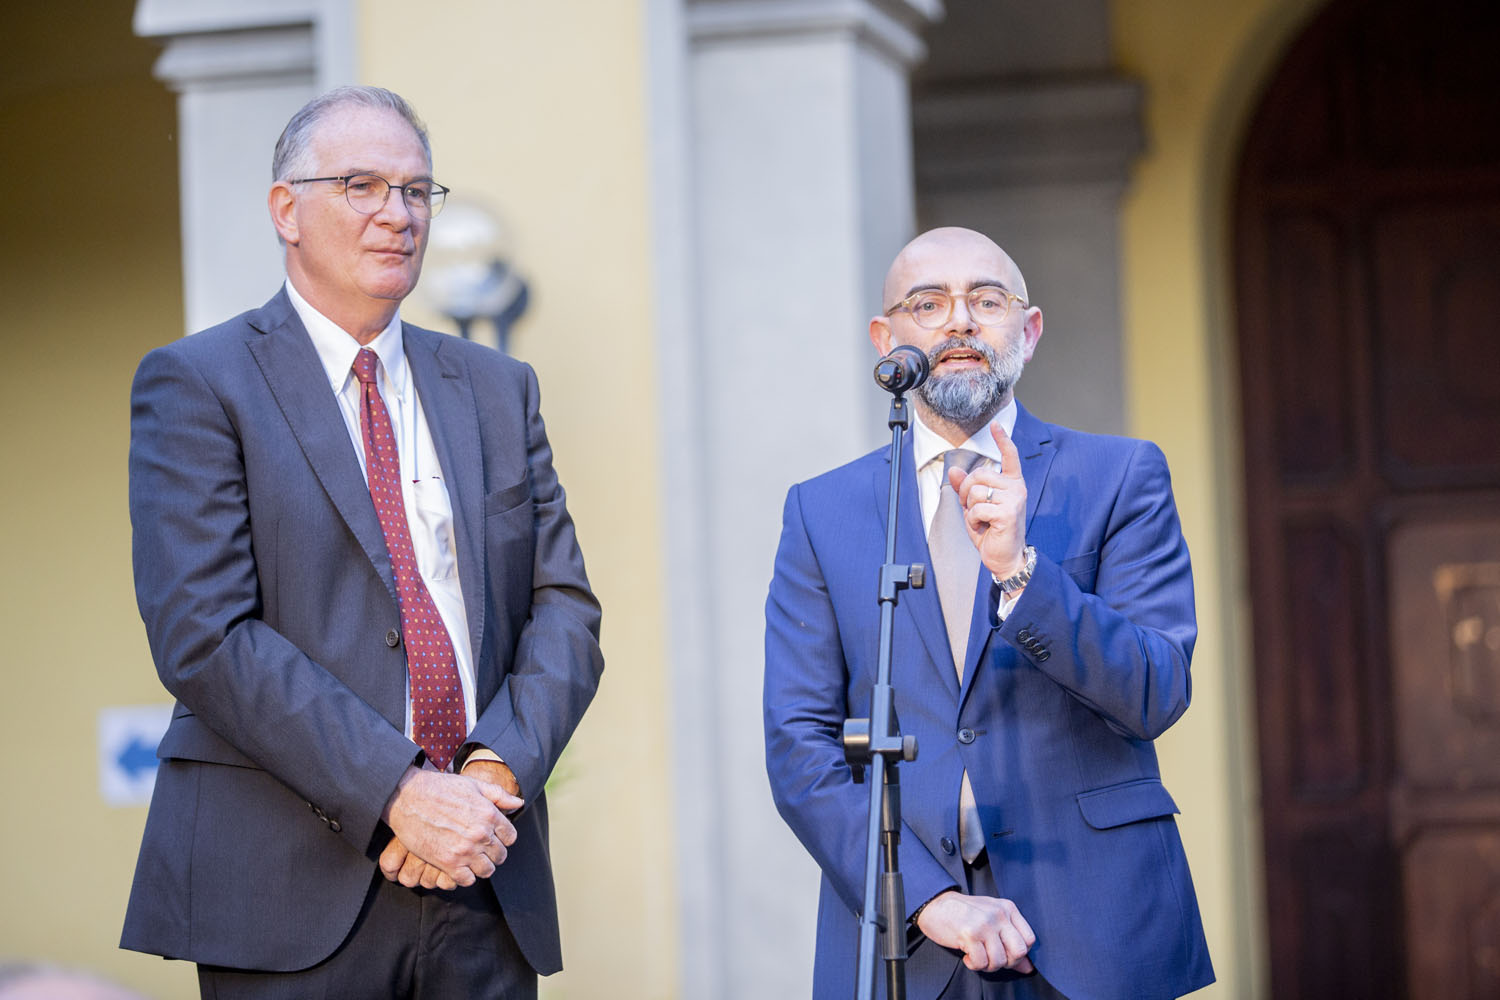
1235,1,1500,996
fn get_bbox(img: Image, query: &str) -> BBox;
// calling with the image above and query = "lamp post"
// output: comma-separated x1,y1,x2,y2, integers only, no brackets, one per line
420,197,529,353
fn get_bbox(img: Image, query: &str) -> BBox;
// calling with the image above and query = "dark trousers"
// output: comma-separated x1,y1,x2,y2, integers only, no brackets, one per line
198,871,534,1000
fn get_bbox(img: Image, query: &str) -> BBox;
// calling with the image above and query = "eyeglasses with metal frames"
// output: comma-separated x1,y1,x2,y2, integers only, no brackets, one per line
884,285,1027,329
287,173,451,219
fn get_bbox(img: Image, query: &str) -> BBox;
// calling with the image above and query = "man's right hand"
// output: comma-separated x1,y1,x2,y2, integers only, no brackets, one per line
379,834,457,890
915,890,1037,973
379,766,524,887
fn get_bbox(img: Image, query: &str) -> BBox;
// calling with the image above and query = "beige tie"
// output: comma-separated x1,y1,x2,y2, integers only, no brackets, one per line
929,449,986,863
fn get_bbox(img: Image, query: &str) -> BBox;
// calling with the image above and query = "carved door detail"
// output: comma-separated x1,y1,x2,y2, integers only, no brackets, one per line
1390,523,1500,999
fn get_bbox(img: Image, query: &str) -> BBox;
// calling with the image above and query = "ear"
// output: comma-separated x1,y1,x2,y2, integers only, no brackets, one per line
268,182,300,244
869,315,894,356
1020,306,1044,361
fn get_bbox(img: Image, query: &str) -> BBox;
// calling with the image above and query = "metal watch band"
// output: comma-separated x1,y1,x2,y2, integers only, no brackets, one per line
996,545,1037,594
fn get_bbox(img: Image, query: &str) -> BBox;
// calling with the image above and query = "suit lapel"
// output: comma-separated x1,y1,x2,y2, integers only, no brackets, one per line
958,404,1056,700
404,327,487,672
873,430,960,700
1013,404,1056,534
247,291,397,602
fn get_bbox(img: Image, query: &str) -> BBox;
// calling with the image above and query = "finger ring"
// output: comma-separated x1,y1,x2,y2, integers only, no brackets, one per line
986,486,998,502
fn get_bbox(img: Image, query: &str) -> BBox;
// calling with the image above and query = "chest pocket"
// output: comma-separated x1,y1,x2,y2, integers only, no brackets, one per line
483,478,530,517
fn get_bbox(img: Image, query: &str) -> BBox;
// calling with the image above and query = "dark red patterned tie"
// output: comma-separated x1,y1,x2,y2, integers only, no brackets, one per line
352,348,465,770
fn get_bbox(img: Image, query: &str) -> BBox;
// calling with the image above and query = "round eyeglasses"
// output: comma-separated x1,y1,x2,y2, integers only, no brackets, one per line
289,173,450,220
885,286,1027,329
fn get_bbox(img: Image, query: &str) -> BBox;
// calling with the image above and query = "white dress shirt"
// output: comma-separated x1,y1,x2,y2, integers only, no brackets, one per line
286,280,479,738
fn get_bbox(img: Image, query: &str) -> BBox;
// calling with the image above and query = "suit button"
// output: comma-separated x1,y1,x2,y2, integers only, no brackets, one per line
958,728,975,744
329,820,342,833
1017,629,1031,642
386,627,401,648
1037,650,1051,662
940,837,956,856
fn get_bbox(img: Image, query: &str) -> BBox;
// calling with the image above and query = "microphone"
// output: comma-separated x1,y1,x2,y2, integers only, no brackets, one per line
873,345,929,394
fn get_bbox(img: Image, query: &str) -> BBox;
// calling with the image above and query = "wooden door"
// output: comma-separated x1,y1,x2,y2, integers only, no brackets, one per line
1234,1,1500,996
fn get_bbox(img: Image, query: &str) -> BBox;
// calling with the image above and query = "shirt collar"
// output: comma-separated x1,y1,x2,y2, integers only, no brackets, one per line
911,397,1018,472
285,279,408,400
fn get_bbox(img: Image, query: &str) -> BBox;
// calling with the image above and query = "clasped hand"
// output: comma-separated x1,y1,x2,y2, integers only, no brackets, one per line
378,761,523,891
916,890,1037,974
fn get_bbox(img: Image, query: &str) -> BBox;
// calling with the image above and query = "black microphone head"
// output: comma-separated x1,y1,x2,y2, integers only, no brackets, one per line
873,344,929,394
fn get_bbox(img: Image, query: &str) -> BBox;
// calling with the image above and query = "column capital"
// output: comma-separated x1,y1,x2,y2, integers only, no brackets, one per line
150,28,315,91
687,0,943,68
134,0,317,37
134,0,351,90
914,74,1145,191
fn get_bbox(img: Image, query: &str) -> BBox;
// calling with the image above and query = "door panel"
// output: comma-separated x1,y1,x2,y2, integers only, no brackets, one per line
1389,520,1500,999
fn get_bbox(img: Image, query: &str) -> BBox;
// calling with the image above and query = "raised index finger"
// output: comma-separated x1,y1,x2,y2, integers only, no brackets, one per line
990,421,1023,480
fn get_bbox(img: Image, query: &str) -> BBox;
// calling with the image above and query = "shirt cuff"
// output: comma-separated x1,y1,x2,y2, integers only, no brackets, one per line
455,743,504,775
995,588,1024,621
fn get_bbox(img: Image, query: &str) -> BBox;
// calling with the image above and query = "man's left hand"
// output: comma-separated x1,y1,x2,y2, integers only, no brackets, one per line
948,420,1028,579
461,757,522,808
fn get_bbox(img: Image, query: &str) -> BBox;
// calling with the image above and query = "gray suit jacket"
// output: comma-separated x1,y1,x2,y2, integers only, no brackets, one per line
120,289,603,974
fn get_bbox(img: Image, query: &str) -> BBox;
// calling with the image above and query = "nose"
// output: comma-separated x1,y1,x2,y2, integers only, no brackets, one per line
946,295,976,335
373,186,414,229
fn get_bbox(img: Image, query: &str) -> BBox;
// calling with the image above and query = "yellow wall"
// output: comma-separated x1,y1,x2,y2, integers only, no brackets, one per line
0,3,194,997
359,3,675,998
2,3,669,998
1112,1,1327,996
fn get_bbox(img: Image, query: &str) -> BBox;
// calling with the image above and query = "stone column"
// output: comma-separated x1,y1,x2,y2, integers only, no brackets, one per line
648,0,940,995
135,0,353,334
914,75,1143,435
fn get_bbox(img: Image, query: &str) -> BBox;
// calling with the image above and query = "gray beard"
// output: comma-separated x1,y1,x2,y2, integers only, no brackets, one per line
917,334,1026,426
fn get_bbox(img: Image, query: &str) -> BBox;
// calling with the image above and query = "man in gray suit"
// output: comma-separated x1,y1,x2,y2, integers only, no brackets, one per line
121,86,603,999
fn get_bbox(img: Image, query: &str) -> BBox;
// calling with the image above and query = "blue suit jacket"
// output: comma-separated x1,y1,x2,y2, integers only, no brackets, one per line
120,290,603,974
764,405,1213,1000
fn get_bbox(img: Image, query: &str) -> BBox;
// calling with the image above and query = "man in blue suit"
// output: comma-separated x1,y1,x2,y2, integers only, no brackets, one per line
764,227,1213,999
122,86,602,998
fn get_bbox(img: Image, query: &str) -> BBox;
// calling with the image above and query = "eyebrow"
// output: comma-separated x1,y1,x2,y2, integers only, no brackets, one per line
343,169,436,184
901,278,1013,298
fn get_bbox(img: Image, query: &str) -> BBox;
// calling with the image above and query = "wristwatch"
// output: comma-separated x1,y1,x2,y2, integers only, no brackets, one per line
994,545,1036,594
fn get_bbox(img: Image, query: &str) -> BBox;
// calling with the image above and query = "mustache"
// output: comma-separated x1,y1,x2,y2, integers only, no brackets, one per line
925,335,1000,370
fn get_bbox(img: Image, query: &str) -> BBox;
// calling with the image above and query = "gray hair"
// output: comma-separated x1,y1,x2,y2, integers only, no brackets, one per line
272,85,432,181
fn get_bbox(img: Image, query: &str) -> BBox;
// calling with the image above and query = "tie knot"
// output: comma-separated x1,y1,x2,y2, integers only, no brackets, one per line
943,448,982,479
352,348,379,386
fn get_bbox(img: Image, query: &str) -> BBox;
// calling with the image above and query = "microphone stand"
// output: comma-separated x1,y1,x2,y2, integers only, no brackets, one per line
844,350,927,1000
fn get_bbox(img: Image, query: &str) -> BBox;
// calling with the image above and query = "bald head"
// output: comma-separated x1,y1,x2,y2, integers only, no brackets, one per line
869,226,1044,442
882,227,1029,311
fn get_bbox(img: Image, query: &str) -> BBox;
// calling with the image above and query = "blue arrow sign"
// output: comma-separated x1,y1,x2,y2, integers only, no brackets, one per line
99,704,173,806
117,736,159,780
